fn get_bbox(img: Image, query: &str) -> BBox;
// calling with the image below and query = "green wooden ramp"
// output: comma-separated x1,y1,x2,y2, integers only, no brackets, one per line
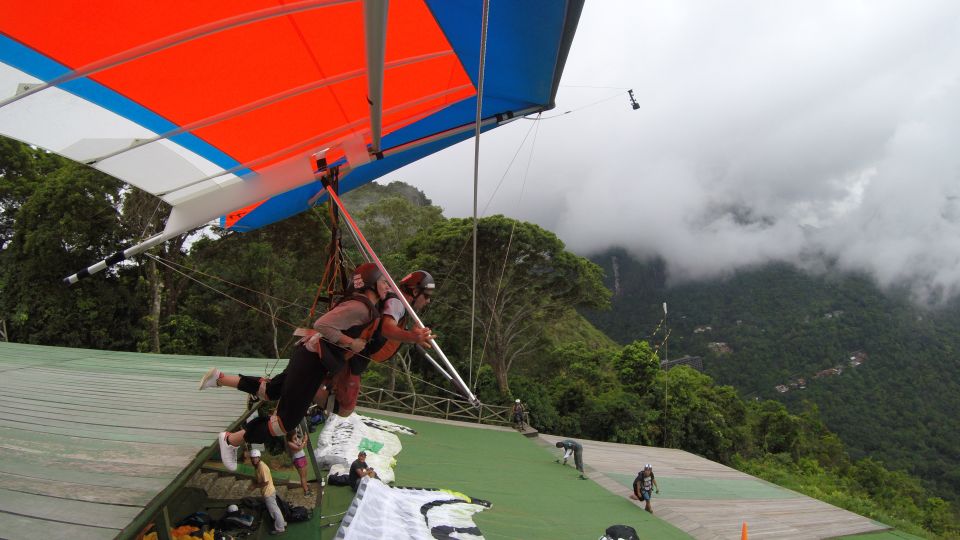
0,342,261,540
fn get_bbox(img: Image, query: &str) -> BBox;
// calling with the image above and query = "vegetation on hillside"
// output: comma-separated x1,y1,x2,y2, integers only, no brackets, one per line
582,249,960,507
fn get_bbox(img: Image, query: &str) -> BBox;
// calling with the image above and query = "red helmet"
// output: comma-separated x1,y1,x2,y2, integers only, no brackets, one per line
400,270,435,296
351,263,383,292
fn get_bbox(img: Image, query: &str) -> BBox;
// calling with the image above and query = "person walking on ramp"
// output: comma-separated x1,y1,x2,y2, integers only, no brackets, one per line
632,464,660,513
555,439,586,479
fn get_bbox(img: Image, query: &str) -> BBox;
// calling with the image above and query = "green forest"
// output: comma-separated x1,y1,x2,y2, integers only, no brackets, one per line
1,138,959,538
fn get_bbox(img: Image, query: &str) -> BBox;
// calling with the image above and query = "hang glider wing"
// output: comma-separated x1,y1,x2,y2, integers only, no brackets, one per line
0,0,583,275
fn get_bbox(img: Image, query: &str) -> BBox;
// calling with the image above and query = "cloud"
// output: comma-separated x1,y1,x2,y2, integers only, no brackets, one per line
380,0,960,302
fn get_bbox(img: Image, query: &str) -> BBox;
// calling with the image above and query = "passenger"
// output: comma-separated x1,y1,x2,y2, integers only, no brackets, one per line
314,270,436,418
199,263,385,471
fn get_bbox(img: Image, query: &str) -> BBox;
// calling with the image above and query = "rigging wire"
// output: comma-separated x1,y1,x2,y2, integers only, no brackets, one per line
434,88,631,298
559,84,631,90
472,115,541,392
148,253,314,313
480,118,539,216
431,117,539,306
522,90,627,120
138,198,164,241
468,0,491,389
144,252,465,399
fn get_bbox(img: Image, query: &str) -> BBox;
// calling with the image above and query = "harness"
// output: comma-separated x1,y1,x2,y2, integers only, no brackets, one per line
294,293,380,361
364,292,409,363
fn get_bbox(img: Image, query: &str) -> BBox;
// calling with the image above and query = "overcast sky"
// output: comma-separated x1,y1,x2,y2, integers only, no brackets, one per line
378,1,960,303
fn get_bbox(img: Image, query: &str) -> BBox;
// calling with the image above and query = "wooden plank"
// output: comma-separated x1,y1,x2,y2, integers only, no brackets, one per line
0,457,172,492
0,343,262,536
0,394,243,421
4,386,246,415
0,417,216,446
0,444,184,480
0,411,223,440
0,426,200,465
5,374,245,402
0,471,155,506
0,510,116,540
5,375,245,403
0,402,237,432
0,486,140,529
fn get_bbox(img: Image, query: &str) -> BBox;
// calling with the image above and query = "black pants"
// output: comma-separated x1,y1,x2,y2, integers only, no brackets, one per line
241,342,345,443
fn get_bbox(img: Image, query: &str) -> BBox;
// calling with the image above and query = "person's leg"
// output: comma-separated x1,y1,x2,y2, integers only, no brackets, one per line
236,372,286,400
200,367,287,401
243,345,326,444
333,370,361,417
218,346,324,470
263,494,287,532
643,491,653,513
313,380,331,408
575,448,585,478
296,459,310,494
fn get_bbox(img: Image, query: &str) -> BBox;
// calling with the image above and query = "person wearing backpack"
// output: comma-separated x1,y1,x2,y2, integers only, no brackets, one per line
198,263,385,471
632,464,660,513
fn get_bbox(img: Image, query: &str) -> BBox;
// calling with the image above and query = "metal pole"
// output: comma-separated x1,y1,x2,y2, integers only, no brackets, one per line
416,344,453,381
322,182,480,406
300,419,323,507
663,301,669,448
64,231,169,284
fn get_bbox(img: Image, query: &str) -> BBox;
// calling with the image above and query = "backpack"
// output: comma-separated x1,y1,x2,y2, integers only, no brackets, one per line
241,496,264,512
328,472,351,486
603,525,639,540
174,511,211,529
287,505,311,523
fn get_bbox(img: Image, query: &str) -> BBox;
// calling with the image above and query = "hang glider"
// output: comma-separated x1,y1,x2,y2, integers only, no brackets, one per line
0,0,584,405
0,0,584,279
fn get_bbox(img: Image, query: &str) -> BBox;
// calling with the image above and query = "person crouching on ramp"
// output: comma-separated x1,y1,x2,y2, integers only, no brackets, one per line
555,439,586,480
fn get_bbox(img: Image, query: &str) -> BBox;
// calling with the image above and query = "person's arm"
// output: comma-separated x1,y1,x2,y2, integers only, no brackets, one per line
653,476,659,493
313,301,371,351
379,315,434,346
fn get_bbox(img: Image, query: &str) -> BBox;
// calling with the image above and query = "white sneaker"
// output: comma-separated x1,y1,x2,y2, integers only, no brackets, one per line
218,432,239,471
199,367,221,391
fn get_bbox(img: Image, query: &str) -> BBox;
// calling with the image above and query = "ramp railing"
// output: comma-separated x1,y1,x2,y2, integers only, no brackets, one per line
358,386,513,426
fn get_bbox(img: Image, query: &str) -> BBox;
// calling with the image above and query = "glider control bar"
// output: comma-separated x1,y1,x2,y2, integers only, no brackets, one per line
321,175,480,406
416,345,454,382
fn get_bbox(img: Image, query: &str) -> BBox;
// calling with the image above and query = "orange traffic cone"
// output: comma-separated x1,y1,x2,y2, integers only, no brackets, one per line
741,521,748,540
